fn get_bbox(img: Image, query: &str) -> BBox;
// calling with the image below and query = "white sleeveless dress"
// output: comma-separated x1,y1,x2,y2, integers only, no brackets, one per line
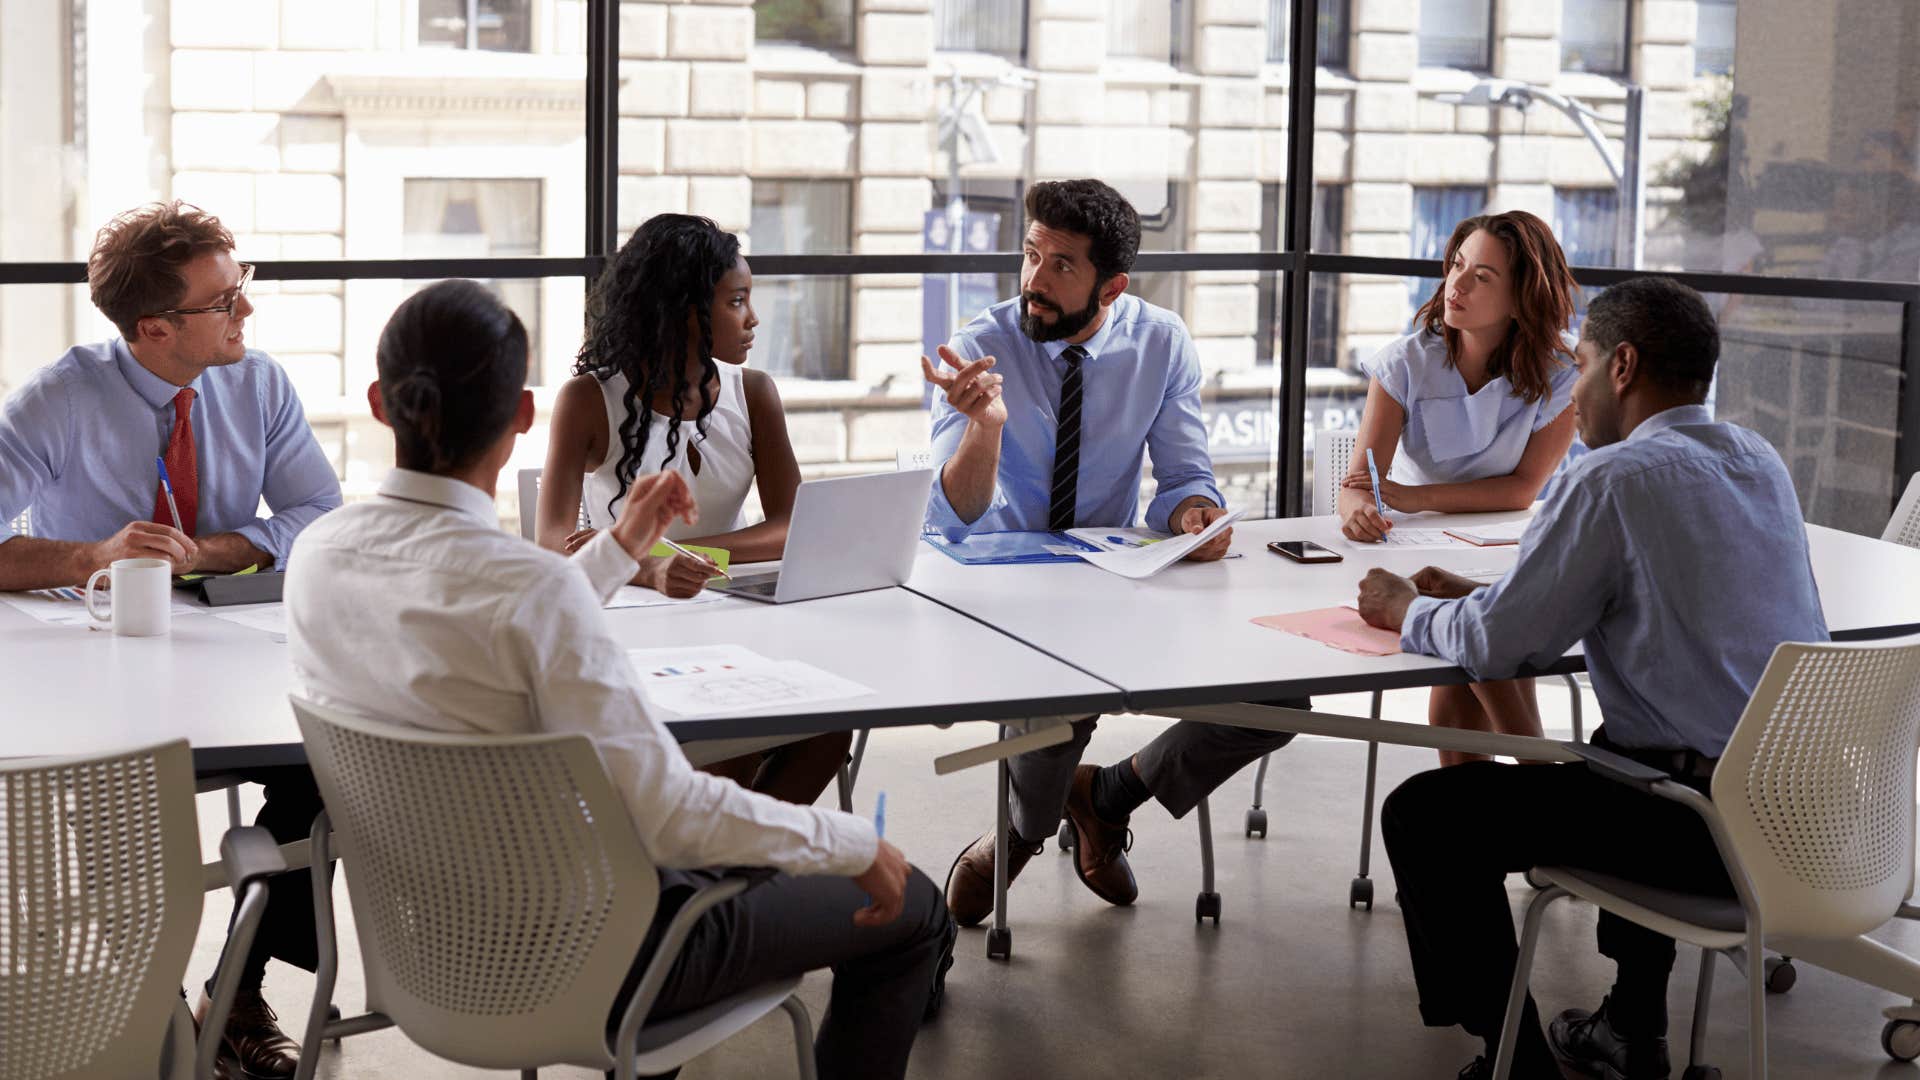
581,365,755,541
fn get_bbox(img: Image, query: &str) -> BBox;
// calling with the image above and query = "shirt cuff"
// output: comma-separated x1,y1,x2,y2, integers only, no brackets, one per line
1146,480,1225,533
814,809,882,877
925,466,1005,542
1399,595,1449,656
571,529,641,602
232,520,287,570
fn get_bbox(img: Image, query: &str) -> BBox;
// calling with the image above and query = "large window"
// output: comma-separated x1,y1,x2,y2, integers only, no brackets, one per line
936,0,1024,59
1695,0,1737,75
1561,0,1629,75
1258,184,1343,368
1109,0,1176,62
1408,186,1487,318
1267,0,1350,68
1418,0,1491,70
750,181,853,380
1554,187,1621,268
419,0,533,52
402,179,545,383
755,0,855,51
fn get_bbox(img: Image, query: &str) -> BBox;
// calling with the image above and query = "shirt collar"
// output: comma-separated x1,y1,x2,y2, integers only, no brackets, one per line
1041,294,1125,364
378,468,500,525
1627,404,1714,443
112,337,203,410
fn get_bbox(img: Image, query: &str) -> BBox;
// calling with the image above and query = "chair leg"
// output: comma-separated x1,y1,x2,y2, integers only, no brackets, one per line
1350,690,1385,909
835,761,852,813
295,812,337,1080
780,996,818,1080
1746,927,1769,1080
1688,948,1718,1071
1561,674,1584,743
1195,797,1221,923
845,729,870,793
226,783,243,828
1492,885,1568,1080
987,740,1012,961
1250,752,1269,810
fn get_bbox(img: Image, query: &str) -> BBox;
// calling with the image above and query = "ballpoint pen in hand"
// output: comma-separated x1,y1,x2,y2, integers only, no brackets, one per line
658,536,731,581
155,456,183,531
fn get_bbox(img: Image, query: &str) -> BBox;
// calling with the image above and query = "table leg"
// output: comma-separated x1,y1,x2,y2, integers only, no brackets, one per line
988,741,1013,961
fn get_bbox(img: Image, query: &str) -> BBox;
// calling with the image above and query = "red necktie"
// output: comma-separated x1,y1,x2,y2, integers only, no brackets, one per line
153,388,199,536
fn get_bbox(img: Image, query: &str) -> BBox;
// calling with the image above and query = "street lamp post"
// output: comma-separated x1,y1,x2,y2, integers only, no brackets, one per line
1439,78,1647,269
934,69,1031,338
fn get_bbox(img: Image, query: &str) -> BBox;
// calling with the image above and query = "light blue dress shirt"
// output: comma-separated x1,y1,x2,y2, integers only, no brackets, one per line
926,294,1225,540
1401,404,1830,757
1360,329,1576,485
0,338,342,567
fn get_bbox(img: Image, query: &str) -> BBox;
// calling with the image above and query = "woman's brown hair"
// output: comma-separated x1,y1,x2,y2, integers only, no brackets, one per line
1413,210,1577,405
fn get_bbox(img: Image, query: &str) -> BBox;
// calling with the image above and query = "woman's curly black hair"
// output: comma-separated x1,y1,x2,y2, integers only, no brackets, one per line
575,213,740,520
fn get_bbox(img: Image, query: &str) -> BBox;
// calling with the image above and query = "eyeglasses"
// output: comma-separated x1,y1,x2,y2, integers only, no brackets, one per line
145,263,254,320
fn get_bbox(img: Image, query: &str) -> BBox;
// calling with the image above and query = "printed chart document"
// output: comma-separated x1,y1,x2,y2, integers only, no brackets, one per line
626,644,874,718
0,589,205,629
1077,509,1247,579
1354,527,1464,550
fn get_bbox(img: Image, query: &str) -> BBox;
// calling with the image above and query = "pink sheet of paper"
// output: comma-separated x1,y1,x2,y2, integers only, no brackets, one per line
1252,606,1402,656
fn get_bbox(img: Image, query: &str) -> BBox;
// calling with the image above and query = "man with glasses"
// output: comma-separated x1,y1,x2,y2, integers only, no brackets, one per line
0,201,341,1079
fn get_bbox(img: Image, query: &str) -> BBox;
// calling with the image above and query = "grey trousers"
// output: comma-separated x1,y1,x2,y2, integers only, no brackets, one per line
1006,702,1305,842
615,866,953,1080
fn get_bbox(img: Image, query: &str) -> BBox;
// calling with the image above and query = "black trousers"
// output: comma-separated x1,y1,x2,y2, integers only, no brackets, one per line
219,765,326,991
613,866,953,1080
1380,729,1731,1066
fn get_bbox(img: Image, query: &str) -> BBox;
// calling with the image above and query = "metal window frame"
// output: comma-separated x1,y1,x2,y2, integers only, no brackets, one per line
2,0,1915,516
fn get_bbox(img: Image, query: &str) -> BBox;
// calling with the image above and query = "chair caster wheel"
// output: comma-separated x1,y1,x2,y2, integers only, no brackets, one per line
1681,1065,1722,1080
1349,876,1373,910
328,1004,342,1043
1524,868,1551,890
986,927,1011,961
1244,808,1267,838
1195,892,1221,923
1763,956,1796,994
1056,821,1073,853
1884,1018,1920,1062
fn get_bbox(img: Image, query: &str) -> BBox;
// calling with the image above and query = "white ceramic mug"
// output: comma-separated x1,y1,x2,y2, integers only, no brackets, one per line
84,557,172,637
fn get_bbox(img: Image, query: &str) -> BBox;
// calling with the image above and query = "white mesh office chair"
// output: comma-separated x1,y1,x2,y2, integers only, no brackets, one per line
1492,639,1920,1080
291,698,816,1080
1243,427,1585,909
1884,473,1920,549
516,467,589,542
1,739,283,1080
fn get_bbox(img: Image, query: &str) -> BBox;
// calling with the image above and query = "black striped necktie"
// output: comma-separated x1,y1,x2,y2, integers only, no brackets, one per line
1048,344,1087,532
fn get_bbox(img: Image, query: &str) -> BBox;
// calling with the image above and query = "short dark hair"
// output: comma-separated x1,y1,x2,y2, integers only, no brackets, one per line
88,201,235,339
1580,276,1720,401
376,280,529,473
1024,179,1141,282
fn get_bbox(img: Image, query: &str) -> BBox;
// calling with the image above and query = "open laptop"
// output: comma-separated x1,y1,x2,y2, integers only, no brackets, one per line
712,468,935,604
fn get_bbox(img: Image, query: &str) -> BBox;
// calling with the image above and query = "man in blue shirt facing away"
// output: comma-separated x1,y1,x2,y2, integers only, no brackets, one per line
1357,277,1829,1080
925,179,1307,929
0,202,342,1079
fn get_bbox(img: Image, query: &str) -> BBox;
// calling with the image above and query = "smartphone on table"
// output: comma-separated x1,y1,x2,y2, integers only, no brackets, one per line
1268,540,1343,563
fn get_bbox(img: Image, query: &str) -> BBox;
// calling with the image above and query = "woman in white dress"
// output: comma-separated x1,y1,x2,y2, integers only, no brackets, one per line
1338,210,1580,764
539,213,849,805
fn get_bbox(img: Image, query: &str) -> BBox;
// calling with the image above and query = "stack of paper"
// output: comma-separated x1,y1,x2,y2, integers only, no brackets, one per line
1076,509,1246,579
604,586,731,610
1252,607,1402,656
625,644,873,718
1442,520,1530,546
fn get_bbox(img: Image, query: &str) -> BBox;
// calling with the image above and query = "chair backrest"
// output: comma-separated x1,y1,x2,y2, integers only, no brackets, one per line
1312,427,1359,517
1884,472,1920,549
293,697,657,1071
896,448,934,472
0,740,201,1080
515,468,589,543
1713,639,1920,939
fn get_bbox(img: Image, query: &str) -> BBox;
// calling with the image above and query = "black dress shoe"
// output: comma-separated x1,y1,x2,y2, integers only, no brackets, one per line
922,916,958,1022
1550,996,1671,1079
196,988,299,1080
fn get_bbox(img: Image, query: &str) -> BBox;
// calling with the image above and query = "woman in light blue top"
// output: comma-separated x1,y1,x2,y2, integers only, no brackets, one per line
1337,210,1579,763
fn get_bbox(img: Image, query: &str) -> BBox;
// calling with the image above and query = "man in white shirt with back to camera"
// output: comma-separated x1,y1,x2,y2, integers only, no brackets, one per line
286,280,954,1080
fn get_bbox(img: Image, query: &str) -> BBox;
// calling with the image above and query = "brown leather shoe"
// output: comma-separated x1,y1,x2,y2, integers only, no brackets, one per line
1063,765,1138,906
943,828,1042,927
195,988,299,1080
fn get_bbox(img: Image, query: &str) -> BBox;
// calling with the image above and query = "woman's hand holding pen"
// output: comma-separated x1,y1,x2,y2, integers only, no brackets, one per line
608,472,699,562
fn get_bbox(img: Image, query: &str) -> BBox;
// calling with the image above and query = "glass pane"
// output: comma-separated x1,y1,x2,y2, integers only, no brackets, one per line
1406,186,1487,319
936,0,1024,58
1560,0,1628,74
1695,0,1737,76
748,182,853,379
1418,0,1490,69
1268,0,1352,67
1553,187,1620,267
1109,0,1174,61
755,0,855,50
0,2,583,263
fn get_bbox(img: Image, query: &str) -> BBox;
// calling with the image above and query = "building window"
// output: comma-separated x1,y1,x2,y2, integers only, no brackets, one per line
755,0,855,51
1418,0,1492,70
1560,0,1629,75
1408,185,1487,320
1258,183,1345,368
1109,0,1176,62
418,0,533,52
402,179,544,383
750,180,852,380
1554,187,1620,267
1695,0,1737,76
924,180,1022,362
1267,0,1350,69
935,0,1025,59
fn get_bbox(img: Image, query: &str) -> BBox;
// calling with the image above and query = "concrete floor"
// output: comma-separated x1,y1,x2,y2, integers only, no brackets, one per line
187,689,1920,1079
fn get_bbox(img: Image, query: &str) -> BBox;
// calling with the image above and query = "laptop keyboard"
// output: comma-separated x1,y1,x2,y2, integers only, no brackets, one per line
725,574,780,598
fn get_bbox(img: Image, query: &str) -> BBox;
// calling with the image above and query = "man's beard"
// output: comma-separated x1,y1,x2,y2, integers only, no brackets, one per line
1018,288,1101,343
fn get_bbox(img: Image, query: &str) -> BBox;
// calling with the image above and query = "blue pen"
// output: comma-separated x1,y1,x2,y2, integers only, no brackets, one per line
155,456,184,531
874,791,886,838
1365,447,1388,518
